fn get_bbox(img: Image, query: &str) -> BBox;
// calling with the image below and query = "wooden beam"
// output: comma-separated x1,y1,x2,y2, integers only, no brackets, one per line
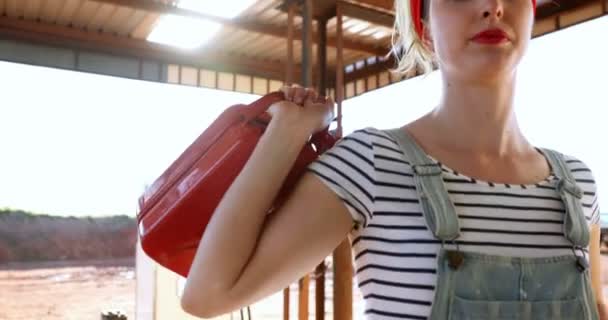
91,0,388,56
356,0,394,11
277,0,337,20
280,0,395,27
0,14,299,81
535,0,595,19
344,56,396,83
339,1,395,28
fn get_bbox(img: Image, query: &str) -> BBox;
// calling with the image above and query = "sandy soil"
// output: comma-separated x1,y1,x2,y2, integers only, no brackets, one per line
1,256,608,320
0,258,135,320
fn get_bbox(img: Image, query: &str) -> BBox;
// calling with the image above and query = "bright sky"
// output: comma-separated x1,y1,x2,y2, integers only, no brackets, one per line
0,16,606,217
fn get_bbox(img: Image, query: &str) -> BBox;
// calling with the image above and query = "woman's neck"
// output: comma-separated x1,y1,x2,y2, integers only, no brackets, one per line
423,73,529,157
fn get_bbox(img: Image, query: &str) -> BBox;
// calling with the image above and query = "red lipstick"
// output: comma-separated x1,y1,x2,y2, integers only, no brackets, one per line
472,28,509,45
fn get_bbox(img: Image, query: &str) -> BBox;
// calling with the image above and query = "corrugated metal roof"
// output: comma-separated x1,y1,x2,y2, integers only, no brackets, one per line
0,0,605,96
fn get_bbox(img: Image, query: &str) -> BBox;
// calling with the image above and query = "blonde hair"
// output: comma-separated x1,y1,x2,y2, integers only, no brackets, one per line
389,0,436,77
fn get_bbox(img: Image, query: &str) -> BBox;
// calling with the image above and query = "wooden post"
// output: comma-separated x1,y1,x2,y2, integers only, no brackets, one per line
284,285,290,320
298,276,310,320
299,1,314,320
283,4,296,320
286,3,296,86
333,4,351,320
315,15,329,320
302,0,314,87
333,240,353,320
315,262,326,320
335,2,344,138
317,17,328,95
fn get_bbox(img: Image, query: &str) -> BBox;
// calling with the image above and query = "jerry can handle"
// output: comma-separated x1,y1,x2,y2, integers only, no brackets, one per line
250,91,337,154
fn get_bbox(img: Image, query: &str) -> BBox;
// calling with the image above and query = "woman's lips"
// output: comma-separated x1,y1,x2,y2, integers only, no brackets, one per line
472,29,510,44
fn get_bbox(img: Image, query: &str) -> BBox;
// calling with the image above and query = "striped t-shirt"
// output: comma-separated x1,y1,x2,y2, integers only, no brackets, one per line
307,127,600,320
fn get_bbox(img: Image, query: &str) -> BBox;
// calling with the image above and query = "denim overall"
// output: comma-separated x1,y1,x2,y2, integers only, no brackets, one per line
385,128,599,320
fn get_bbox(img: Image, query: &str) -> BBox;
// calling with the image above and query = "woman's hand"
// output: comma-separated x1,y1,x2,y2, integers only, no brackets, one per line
268,85,335,137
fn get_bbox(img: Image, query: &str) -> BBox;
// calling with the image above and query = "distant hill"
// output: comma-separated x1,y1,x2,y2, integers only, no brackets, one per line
0,209,137,263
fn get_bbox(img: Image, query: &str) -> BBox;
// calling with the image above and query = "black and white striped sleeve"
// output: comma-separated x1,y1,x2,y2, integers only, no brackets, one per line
307,129,377,230
564,154,601,226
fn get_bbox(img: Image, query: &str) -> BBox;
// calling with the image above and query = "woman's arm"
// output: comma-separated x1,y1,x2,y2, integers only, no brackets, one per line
180,87,355,318
590,224,608,318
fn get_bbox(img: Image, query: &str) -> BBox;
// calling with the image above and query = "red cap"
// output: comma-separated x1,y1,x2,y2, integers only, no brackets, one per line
410,0,537,40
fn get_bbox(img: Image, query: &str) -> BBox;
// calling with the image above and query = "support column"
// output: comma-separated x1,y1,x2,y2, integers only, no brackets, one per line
302,0,314,87
333,4,352,320
283,4,297,320
317,17,328,95
334,2,344,138
286,3,296,86
299,1,314,320
314,21,329,320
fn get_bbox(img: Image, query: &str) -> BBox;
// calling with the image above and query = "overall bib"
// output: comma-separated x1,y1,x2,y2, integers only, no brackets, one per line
385,128,599,320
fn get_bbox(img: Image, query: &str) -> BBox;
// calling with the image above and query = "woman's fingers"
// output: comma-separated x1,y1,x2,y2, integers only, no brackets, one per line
280,85,290,100
303,88,319,105
308,88,319,103
294,87,310,105
280,85,298,101
281,85,320,106
274,85,334,133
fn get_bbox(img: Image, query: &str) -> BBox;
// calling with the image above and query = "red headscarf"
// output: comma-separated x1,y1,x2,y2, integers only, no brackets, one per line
410,0,537,40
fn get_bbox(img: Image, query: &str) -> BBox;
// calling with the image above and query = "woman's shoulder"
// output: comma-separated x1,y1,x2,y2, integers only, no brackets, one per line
342,126,388,141
539,149,600,223
558,152,598,191
342,127,402,149
540,149,597,184
341,127,411,161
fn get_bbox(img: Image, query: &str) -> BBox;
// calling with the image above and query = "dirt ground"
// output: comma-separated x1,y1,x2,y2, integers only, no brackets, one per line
1,256,608,320
0,259,135,320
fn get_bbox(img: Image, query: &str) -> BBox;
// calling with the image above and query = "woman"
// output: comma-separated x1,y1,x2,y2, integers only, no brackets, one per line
181,0,607,319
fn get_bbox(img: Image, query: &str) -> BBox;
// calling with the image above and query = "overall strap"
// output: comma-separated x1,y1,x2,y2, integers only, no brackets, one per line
540,149,589,248
384,128,460,241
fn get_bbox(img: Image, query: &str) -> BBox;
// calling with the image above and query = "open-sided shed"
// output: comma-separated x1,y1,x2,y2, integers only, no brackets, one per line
1,1,605,319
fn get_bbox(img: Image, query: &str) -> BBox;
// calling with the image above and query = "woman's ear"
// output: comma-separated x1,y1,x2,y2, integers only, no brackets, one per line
421,22,435,53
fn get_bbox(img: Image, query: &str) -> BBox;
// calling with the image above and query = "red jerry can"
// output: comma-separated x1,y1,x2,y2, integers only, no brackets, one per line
136,91,337,277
